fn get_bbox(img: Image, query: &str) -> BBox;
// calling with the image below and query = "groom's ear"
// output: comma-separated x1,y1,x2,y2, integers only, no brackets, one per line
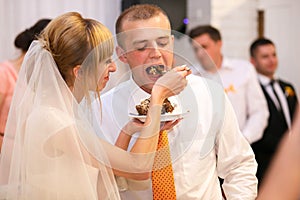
116,46,128,64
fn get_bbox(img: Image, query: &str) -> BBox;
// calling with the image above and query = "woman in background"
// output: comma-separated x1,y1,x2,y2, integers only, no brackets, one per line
0,19,51,152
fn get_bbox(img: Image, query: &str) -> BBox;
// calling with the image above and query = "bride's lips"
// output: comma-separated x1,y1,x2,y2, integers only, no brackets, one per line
104,76,109,81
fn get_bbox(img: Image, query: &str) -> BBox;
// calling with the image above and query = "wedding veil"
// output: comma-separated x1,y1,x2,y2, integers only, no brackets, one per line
0,41,154,199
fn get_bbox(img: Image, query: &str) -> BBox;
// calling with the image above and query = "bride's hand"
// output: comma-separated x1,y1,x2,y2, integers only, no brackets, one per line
153,65,191,100
160,118,182,132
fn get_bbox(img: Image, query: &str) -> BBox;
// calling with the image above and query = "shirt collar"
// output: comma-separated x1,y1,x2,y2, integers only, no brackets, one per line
220,57,234,70
258,74,277,86
129,75,150,96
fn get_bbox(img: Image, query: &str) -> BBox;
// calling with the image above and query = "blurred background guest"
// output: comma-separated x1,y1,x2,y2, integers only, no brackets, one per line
189,25,269,144
250,38,299,187
0,18,51,153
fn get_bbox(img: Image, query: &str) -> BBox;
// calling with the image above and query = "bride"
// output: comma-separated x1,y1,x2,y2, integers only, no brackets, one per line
0,12,190,199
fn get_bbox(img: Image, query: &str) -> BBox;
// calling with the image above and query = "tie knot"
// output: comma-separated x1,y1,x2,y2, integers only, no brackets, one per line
270,79,276,86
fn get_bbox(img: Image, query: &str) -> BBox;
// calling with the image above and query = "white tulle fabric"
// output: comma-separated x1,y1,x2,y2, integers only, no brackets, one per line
0,41,153,199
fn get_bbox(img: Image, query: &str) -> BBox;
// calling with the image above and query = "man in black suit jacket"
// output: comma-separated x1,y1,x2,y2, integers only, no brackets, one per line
250,38,298,186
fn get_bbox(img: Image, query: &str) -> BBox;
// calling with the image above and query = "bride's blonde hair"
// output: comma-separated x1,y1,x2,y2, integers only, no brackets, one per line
39,12,113,102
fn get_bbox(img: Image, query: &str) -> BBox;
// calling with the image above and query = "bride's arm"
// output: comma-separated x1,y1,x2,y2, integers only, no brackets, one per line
115,66,190,154
111,67,191,179
114,119,143,151
67,67,190,180
112,94,163,179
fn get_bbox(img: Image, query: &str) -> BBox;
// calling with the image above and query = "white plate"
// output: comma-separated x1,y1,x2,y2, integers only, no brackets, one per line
128,111,189,122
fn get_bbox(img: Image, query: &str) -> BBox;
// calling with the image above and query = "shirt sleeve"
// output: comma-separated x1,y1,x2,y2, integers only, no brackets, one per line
242,64,269,143
216,94,258,200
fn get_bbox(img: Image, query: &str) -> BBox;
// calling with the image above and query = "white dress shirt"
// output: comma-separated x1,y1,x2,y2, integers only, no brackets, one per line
193,57,269,144
219,58,269,143
92,74,258,200
258,74,291,129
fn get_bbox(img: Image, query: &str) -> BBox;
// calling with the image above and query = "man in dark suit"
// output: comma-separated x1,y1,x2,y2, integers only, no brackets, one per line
250,38,298,187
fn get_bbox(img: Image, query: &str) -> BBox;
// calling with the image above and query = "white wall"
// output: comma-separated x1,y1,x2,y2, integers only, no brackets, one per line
187,0,211,30
259,0,300,93
0,0,121,61
211,0,257,60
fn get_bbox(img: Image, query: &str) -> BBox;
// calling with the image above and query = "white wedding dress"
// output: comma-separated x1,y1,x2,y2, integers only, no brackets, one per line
0,42,121,199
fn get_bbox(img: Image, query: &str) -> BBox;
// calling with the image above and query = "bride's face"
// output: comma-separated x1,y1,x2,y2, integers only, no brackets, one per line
96,57,116,91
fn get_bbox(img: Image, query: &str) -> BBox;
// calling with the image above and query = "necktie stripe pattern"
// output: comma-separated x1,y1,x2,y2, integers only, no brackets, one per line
152,130,176,200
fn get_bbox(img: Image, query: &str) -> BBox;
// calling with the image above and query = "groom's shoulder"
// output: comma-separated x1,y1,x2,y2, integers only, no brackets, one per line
187,74,223,91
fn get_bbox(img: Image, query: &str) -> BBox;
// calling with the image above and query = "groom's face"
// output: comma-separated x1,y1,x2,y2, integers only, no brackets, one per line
117,13,174,91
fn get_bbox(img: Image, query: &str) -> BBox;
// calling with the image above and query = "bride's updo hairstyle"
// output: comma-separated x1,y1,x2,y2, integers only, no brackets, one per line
38,12,114,98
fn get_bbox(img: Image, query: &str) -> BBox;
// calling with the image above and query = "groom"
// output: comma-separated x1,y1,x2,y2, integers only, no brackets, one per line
94,4,258,200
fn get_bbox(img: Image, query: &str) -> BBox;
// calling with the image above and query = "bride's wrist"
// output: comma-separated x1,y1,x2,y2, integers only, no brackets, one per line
150,92,165,106
122,123,135,137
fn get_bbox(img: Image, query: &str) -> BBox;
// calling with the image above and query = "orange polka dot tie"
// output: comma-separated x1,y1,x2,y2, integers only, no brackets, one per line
151,130,176,200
